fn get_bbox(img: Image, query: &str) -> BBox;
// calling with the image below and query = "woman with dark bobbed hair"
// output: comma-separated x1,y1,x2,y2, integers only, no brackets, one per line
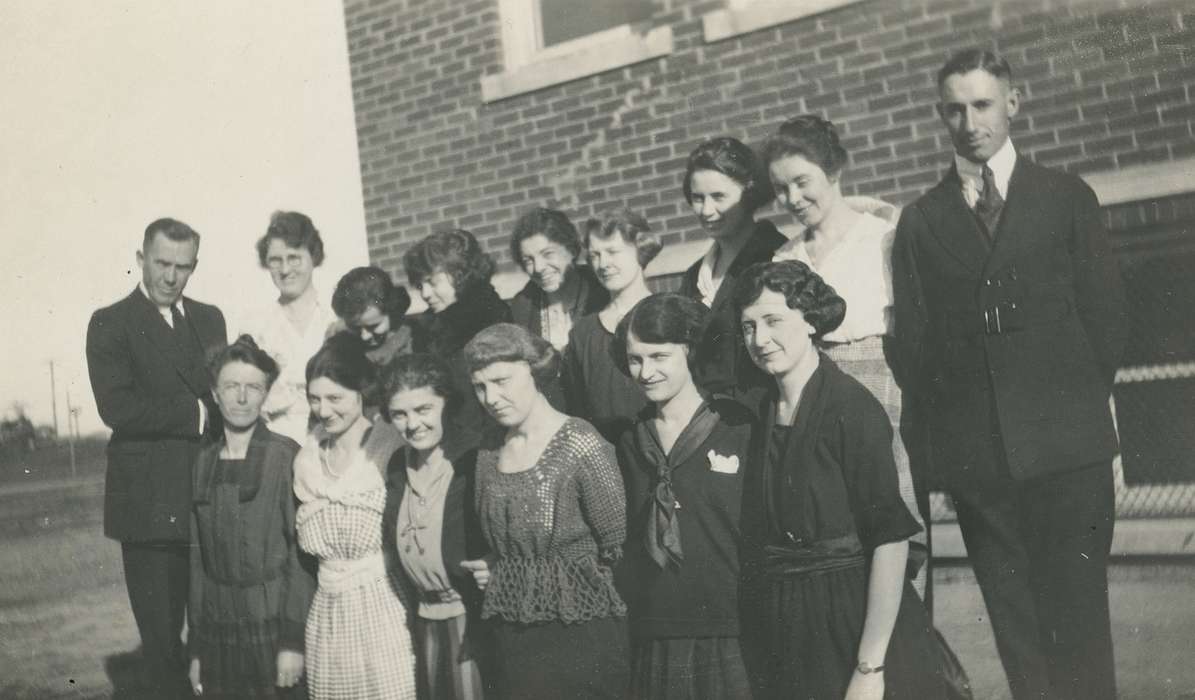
508,207,609,351
404,229,512,454
764,114,928,595
680,136,787,396
613,294,754,699
732,261,944,700
188,335,316,698
293,333,417,699
561,208,659,441
243,211,339,442
382,353,492,699
331,266,414,374
460,323,628,698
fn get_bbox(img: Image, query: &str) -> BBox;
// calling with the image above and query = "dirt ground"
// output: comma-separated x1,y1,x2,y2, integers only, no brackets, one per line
2,484,1194,699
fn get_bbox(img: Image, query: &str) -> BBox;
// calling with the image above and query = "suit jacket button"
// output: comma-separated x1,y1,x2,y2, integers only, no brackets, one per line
169,516,177,523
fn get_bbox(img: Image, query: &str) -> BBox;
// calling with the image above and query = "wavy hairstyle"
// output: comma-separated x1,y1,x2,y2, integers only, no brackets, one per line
509,207,582,266
256,211,326,267
403,229,495,294
380,352,460,422
305,332,379,404
583,207,662,268
331,266,412,323
731,260,846,341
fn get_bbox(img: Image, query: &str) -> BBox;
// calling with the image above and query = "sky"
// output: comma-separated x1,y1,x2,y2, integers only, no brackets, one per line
0,1,371,435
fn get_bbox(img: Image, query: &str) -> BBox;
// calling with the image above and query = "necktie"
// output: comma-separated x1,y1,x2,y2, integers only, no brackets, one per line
170,304,186,343
975,164,1004,239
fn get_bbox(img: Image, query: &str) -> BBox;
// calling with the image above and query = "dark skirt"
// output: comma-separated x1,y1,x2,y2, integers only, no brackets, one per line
630,635,752,700
490,616,629,699
740,563,944,700
415,614,487,700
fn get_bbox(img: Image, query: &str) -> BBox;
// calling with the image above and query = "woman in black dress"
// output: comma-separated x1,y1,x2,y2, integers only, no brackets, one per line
188,335,316,698
732,261,944,700
613,294,754,699
382,353,491,698
561,208,659,441
679,137,787,396
403,228,512,454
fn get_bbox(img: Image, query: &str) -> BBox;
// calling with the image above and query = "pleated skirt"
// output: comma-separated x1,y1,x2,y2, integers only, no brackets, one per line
415,613,488,700
630,635,752,699
740,563,944,700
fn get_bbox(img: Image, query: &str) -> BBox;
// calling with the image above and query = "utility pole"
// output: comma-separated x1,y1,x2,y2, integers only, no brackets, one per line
66,388,76,478
48,360,59,439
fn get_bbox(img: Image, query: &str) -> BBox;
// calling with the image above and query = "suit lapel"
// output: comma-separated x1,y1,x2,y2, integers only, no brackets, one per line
131,290,207,397
922,171,989,275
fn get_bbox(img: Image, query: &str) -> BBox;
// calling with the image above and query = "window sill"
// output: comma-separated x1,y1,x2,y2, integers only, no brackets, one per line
702,0,865,43
481,25,673,103
1082,157,1195,206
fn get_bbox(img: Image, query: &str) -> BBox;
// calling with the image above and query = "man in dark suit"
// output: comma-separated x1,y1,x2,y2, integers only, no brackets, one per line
892,50,1127,700
87,218,227,695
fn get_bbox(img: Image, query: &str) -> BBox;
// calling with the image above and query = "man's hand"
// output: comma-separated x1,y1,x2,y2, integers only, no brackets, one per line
460,558,491,591
188,657,202,695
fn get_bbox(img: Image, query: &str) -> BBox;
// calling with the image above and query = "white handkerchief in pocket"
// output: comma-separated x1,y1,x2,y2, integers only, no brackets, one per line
707,449,740,474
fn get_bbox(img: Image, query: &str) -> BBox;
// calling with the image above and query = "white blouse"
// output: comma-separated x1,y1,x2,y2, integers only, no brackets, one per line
241,298,337,443
773,206,896,344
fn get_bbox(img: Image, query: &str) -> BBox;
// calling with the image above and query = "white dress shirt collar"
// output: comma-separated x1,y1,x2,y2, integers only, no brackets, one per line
954,138,1016,206
138,281,185,326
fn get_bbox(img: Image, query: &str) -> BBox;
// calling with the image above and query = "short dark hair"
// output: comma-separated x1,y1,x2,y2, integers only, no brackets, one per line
583,208,662,268
256,211,326,267
682,137,773,214
380,353,459,422
936,48,1012,87
144,217,200,250
463,322,560,393
208,334,280,389
331,267,412,323
509,208,582,265
731,260,846,340
306,332,378,403
403,229,496,293
613,293,708,372
759,114,849,178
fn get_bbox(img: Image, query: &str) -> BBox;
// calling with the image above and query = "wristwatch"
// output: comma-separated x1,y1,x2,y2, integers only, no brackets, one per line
856,660,885,675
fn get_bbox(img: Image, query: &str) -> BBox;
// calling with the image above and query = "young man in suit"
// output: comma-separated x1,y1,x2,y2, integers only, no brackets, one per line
892,50,1127,700
87,218,227,696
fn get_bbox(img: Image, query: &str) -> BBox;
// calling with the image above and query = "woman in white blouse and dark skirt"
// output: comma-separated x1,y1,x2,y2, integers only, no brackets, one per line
382,353,491,699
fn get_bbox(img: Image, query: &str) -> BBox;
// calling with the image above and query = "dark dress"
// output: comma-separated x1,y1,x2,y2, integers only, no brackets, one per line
509,266,608,411
617,398,754,700
738,358,944,700
561,312,648,442
412,282,511,455
188,423,316,699
384,447,493,699
679,219,786,398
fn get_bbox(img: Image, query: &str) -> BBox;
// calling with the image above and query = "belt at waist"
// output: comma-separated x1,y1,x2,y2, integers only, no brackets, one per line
418,587,463,604
318,551,388,594
204,562,287,588
938,298,1071,337
748,532,865,578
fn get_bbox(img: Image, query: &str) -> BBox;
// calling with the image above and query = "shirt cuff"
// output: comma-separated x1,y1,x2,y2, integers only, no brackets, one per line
198,399,207,435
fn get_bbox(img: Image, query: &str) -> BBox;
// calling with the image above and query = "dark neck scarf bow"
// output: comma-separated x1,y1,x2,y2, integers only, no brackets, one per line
635,401,721,569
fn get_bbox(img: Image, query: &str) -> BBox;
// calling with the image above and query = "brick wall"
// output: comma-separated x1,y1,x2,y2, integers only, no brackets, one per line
342,0,1194,280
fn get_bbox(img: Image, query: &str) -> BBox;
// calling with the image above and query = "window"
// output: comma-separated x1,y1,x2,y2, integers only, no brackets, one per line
702,0,866,43
482,0,672,102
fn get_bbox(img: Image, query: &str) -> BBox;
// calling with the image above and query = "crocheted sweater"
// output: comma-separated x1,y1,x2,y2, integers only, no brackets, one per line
475,418,627,624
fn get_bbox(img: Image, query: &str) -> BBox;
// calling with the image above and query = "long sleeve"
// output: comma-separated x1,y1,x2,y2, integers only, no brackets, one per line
188,505,205,653
86,309,202,438
890,205,929,392
278,484,316,652
1069,180,1128,388
576,437,626,561
560,331,586,419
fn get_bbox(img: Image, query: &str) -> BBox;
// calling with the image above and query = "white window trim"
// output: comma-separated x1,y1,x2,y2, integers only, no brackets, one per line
482,0,672,103
1082,156,1195,206
702,0,866,43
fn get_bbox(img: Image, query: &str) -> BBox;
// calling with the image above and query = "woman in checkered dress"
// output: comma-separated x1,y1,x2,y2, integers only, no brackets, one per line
765,115,929,594
294,333,417,699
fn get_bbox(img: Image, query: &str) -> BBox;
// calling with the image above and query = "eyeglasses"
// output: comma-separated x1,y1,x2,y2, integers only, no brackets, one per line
218,382,267,398
266,254,306,270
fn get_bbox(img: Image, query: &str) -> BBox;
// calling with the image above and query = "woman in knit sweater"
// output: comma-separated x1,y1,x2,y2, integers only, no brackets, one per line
461,322,628,699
